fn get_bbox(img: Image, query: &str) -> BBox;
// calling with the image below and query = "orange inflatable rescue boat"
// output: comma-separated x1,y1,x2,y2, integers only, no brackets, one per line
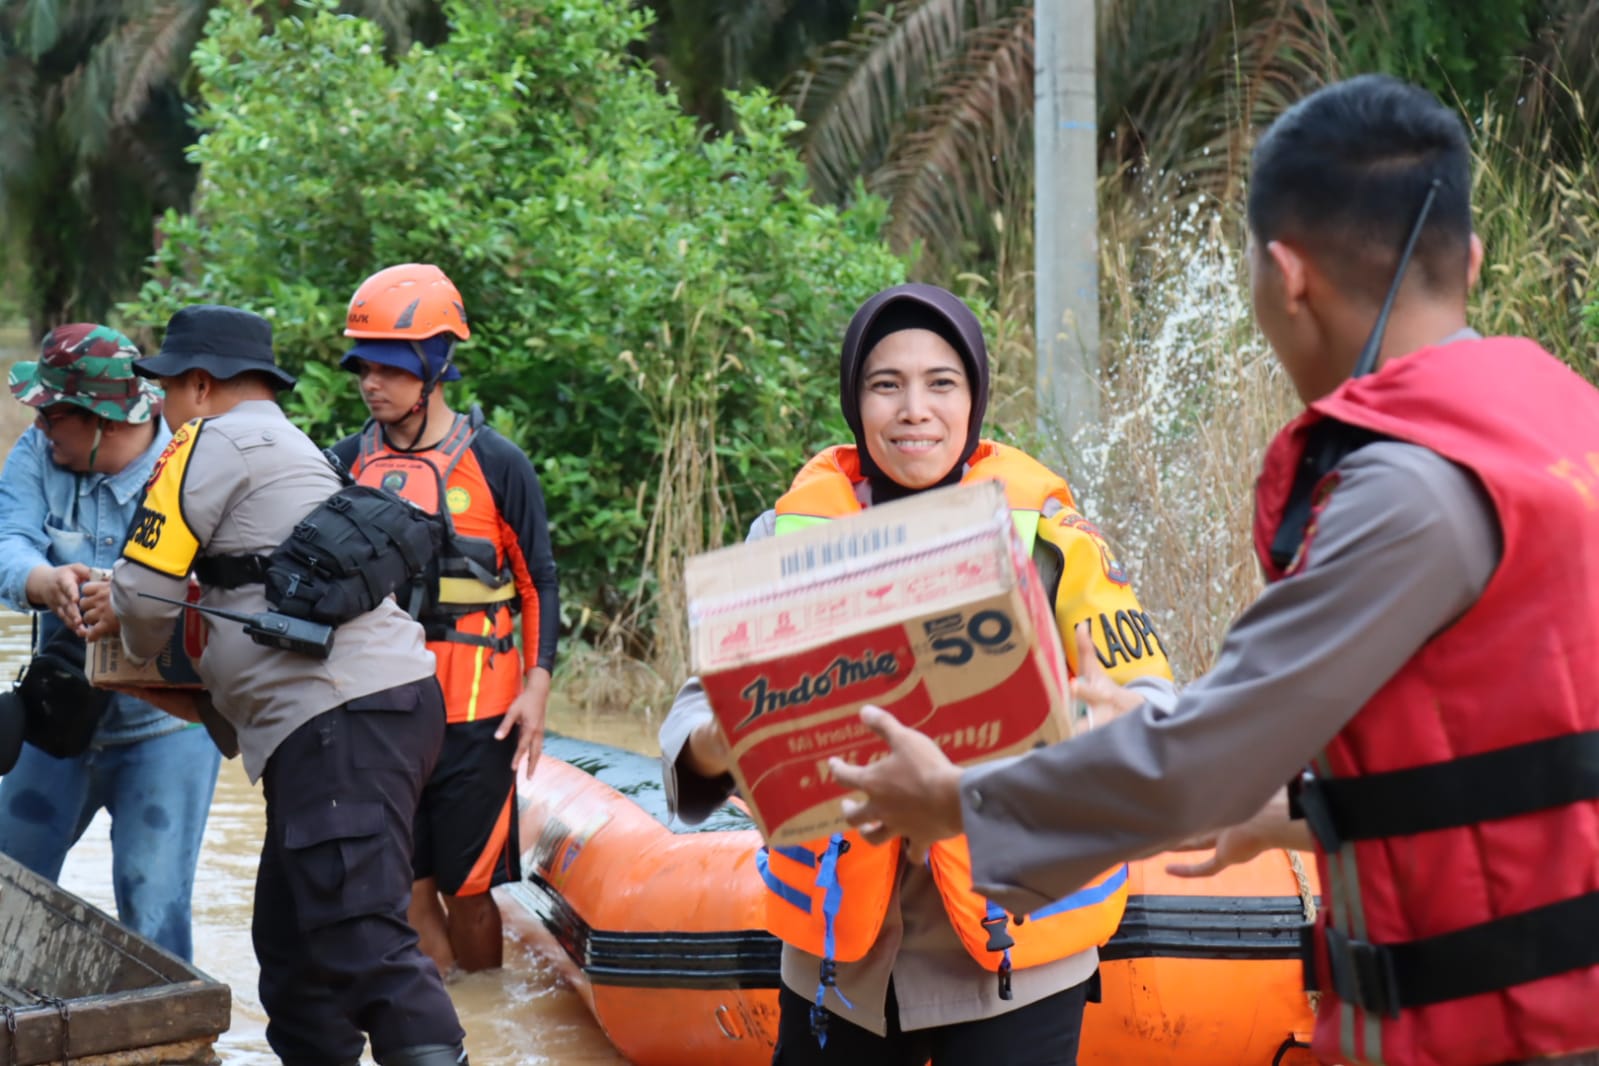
500,735,1321,1066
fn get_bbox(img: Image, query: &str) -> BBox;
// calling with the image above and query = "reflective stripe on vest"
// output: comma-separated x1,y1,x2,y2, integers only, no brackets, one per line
925,835,1127,972
1028,862,1131,917
436,575,518,606
757,441,1129,978
755,848,812,913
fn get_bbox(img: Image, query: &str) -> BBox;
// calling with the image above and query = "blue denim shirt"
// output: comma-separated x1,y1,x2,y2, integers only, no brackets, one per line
0,423,183,746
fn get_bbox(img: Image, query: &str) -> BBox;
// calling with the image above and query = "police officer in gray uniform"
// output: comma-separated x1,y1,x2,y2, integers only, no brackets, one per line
80,305,469,1066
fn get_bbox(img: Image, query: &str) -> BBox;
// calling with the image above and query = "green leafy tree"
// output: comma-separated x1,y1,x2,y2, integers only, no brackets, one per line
124,0,906,674
1331,0,1542,104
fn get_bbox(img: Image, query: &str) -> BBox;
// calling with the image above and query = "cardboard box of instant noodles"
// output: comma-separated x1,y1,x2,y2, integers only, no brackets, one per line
86,574,206,689
685,480,1074,847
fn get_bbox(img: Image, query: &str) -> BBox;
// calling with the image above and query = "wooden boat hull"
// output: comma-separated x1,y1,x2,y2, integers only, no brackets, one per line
0,853,230,1065
502,735,1318,1066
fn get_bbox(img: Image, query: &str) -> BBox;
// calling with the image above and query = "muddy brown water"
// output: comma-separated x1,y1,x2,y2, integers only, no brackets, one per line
0,610,653,1064
2,330,40,445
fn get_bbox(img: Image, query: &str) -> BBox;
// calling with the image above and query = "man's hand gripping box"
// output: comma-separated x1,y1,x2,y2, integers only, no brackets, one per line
86,576,206,689
686,480,1073,846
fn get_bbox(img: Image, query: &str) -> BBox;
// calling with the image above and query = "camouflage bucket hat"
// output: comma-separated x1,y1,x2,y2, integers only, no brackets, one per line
8,323,163,424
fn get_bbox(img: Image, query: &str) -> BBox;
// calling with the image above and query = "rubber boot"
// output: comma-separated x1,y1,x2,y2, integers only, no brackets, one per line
376,1045,469,1066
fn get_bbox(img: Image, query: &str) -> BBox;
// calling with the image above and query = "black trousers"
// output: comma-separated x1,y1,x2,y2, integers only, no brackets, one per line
773,977,1089,1066
254,677,464,1065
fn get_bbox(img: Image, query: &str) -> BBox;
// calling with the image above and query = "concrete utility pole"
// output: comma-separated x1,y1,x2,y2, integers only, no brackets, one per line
1033,0,1099,457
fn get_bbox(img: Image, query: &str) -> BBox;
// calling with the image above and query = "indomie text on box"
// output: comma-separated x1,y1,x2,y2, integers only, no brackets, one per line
686,481,1073,846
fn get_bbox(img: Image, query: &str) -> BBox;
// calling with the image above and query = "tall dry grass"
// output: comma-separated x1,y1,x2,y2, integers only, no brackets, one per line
554,289,740,720
954,206,1040,438
1468,99,1599,382
1071,198,1298,680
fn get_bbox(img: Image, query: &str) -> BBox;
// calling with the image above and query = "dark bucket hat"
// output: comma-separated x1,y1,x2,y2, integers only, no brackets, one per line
133,305,297,391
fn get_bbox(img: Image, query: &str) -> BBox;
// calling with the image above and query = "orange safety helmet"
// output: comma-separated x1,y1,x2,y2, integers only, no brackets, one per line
344,263,471,342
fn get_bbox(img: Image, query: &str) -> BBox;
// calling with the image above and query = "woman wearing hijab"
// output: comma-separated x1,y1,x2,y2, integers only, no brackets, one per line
660,283,1175,1064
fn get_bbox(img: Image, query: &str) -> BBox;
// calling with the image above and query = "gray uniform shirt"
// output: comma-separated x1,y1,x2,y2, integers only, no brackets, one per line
661,502,1174,1036
961,442,1502,913
111,400,435,781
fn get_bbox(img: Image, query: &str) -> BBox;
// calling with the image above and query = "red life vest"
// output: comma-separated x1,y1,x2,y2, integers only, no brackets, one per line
758,443,1129,1008
1254,337,1599,1066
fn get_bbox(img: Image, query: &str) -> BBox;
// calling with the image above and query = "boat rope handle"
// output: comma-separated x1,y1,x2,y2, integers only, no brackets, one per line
1285,848,1322,1015
27,989,71,1065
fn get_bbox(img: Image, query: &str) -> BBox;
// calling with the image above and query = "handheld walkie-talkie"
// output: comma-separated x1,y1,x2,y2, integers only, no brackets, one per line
137,592,336,660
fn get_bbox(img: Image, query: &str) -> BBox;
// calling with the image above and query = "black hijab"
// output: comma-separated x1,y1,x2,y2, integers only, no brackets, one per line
838,283,990,503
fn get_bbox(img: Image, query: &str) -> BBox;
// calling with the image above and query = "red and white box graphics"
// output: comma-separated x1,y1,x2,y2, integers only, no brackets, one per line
686,480,1074,846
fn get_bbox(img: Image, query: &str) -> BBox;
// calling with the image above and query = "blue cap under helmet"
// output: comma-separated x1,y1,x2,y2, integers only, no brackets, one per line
340,334,462,382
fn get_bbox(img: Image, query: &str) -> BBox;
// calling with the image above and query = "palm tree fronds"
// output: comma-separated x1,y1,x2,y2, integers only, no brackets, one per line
20,0,64,59
56,39,113,165
785,0,1027,203
1,0,208,329
0,61,41,193
1102,0,1341,204
873,10,1033,274
112,0,207,127
789,0,1341,280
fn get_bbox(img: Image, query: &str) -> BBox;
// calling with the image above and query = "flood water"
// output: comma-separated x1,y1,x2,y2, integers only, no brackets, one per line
0,609,654,1065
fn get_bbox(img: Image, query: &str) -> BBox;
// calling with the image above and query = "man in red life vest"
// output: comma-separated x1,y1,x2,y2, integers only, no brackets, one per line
832,75,1599,1066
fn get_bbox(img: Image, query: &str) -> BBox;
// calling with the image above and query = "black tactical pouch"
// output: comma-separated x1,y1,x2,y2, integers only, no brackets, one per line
263,485,445,625
10,624,112,761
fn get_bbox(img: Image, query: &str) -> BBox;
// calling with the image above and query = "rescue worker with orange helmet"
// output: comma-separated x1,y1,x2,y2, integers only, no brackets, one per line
329,264,560,975
830,76,1599,1066
661,282,1176,1063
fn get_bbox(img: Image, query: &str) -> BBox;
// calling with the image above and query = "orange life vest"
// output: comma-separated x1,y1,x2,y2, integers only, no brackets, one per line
756,442,1130,998
351,408,524,722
